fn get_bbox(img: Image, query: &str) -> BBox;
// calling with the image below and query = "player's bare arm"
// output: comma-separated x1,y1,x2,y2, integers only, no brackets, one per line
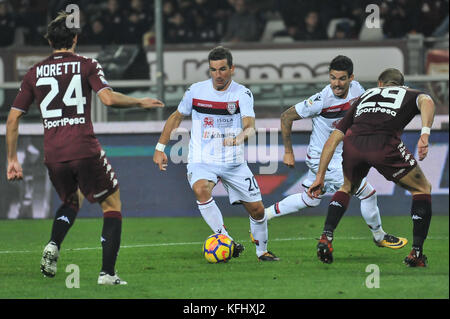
280,106,301,167
153,110,185,171
223,116,255,146
6,108,25,181
98,88,164,109
307,129,344,198
416,94,435,161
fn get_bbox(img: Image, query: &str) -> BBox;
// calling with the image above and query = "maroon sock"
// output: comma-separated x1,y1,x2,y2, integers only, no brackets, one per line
323,191,351,238
411,194,432,253
101,211,122,276
50,203,78,249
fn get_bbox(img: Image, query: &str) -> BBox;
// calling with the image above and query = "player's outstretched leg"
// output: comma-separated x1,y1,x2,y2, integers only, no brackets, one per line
266,192,321,221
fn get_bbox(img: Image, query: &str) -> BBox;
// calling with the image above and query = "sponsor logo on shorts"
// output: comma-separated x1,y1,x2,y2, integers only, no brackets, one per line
411,214,422,220
392,168,406,178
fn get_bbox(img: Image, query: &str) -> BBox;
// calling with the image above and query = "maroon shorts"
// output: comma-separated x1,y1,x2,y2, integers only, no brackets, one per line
45,150,119,204
342,135,417,184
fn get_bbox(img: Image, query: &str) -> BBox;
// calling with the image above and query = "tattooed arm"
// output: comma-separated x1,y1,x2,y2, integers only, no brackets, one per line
280,106,301,167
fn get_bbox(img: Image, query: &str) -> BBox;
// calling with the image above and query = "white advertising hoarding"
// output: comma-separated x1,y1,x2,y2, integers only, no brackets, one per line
147,47,404,83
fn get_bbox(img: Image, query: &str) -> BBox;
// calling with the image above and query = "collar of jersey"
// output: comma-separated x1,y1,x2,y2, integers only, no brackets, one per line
51,51,75,58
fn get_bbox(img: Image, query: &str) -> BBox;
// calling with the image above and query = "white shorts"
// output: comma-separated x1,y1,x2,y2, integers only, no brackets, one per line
303,156,367,194
187,162,262,204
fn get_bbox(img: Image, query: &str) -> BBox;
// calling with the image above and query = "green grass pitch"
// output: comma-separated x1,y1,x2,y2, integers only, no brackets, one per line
0,215,448,299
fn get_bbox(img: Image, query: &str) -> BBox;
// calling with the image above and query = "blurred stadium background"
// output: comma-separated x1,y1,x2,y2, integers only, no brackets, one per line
0,0,448,219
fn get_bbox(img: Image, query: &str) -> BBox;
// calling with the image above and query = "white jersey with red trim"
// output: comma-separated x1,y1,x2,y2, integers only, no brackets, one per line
294,80,365,161
177,79,255,164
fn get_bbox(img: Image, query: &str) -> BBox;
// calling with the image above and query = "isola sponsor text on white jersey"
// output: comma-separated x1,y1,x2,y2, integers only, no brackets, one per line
177,79,255,164
294,80,365,161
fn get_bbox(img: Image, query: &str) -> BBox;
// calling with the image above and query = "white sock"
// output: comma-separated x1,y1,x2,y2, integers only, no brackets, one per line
355,183,385,242
266,192,321,220
249,213,268,257
266,193,305,220
197,198,232,240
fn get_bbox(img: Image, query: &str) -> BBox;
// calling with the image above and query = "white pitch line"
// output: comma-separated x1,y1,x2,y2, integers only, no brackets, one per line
0,236,447,255
0,237,340,254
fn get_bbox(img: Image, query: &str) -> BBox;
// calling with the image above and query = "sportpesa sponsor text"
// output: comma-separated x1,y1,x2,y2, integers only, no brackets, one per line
44,116,86,129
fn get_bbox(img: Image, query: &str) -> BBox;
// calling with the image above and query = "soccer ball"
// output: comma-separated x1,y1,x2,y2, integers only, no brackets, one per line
203,233,234,263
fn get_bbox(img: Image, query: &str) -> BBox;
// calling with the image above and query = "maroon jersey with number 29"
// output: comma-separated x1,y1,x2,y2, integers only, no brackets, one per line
335,86,424,183
12,51,111,163
336,86,422,138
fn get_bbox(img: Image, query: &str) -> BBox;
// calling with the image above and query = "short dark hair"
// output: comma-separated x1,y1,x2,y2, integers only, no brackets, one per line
378,68,404,86
45,11,79,50
208,46,233,68
329,55,353,76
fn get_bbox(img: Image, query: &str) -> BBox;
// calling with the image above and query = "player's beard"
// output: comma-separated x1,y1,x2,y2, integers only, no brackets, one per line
214,78,230,91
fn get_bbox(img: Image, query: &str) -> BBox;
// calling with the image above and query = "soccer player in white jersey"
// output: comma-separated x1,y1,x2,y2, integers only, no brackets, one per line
265,55,408,249
153,46,279,261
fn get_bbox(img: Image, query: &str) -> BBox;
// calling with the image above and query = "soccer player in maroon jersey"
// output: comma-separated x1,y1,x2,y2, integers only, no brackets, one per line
5,12,164,285
307,68,435,267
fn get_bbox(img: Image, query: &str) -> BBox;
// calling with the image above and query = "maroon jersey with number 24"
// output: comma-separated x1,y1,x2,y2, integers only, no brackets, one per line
12,51,111,163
